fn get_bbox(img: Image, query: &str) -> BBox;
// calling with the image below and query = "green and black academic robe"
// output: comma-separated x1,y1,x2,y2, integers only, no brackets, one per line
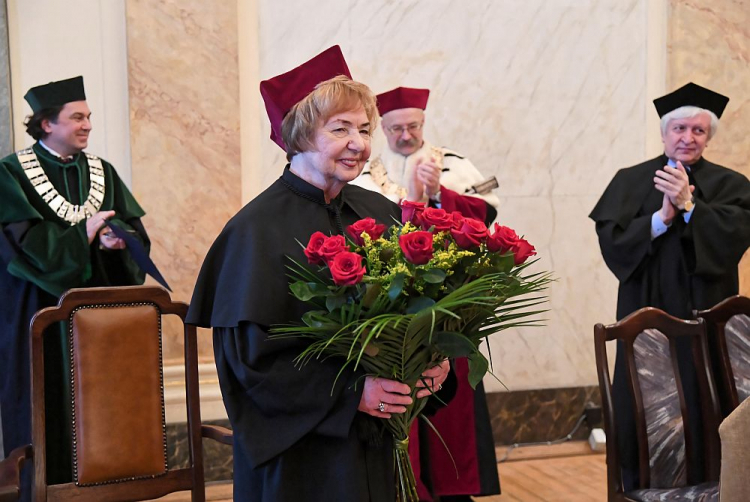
0,143,149,494
187,167,457,502
589,154,750,488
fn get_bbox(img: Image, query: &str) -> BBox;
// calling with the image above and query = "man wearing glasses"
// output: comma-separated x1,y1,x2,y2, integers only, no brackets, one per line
352,86,501,501
352,86,499,226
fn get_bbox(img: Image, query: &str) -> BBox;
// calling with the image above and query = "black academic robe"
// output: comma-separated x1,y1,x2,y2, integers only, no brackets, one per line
188,167,409,502
589,154,750,489
0,143,148,498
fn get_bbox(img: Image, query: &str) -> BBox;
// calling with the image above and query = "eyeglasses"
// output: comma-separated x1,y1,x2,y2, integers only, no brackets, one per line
385,122,423,135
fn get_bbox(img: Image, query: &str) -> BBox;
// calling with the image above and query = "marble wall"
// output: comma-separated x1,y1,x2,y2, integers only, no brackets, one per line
120,0,749,394
0,0,11,155
125,0,241,361
486,386,601,446
256,0,650,391
667,0,750,294
0,0,6,454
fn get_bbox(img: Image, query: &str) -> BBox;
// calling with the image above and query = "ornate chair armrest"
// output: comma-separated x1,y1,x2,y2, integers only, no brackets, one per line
201,424,233,446
0,444,33,502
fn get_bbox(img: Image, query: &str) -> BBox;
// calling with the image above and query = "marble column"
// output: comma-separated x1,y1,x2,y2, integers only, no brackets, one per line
668,0,750,294
0,0,8,461
0,0,12,155
125,0,241,361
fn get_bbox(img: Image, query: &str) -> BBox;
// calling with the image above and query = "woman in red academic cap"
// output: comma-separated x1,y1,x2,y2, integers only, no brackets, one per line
187,46,452,502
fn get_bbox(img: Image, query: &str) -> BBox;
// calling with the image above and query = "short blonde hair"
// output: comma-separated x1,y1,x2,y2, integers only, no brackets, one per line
281,75,378,160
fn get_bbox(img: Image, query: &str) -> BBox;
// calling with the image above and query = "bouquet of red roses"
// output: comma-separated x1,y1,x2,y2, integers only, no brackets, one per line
272,201,550,502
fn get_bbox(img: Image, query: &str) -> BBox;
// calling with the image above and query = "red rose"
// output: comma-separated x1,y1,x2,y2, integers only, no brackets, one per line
451,211,465,230
318,235,348,263
510,238,536,265
399,231,434,265
328,251,367,286
401,200,426,226
346,217,387,246
421,207,453,232
304,231,328,265
450,218,488,249
486,224,520,253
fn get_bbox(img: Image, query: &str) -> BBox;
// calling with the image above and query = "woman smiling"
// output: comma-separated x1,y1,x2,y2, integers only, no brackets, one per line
187,46,451,502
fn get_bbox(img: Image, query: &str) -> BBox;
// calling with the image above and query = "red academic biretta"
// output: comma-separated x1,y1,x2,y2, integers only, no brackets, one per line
376,87,430,116
260,45,352,150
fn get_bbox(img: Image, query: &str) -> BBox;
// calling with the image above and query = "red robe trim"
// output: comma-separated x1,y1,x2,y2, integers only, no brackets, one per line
408,357,480,499
439,185,487,223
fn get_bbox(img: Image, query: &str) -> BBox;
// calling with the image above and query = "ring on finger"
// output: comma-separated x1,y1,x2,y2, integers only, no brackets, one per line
378,402,386,413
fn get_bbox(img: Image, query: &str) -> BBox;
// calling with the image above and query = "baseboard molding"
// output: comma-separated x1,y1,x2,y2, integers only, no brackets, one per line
163,363,227,423
167,419,233,482
496,440,603,463
166,384,603,482
163,362,232,481
485,386,602,445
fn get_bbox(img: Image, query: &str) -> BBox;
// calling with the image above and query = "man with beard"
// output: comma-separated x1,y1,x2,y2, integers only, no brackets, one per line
353,86,501,501
0,76,149,498
590,82,750,490
352,87,499,227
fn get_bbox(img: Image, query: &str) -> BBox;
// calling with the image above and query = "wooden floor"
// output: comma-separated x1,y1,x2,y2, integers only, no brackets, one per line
480,454,606,501
157,442,606,502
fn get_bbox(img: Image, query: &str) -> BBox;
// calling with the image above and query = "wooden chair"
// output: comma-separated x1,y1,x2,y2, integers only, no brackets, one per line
694,295,750,417
594,307,721,502
0,286,232,501
0,446,32,502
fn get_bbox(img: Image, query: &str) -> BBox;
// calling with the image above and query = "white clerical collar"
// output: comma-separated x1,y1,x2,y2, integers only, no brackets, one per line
38,140,75,162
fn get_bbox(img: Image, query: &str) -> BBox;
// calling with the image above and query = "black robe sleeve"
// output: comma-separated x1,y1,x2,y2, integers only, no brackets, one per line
594,215,653,283
682,164,750,276
215,322,364,468
589,158,664,283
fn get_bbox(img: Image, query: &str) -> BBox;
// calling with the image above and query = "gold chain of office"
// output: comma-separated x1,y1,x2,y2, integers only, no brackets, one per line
17,148,105,226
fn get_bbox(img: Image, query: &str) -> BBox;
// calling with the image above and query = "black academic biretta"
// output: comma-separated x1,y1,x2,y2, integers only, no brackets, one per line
653,82,729,118
23,75,86,113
